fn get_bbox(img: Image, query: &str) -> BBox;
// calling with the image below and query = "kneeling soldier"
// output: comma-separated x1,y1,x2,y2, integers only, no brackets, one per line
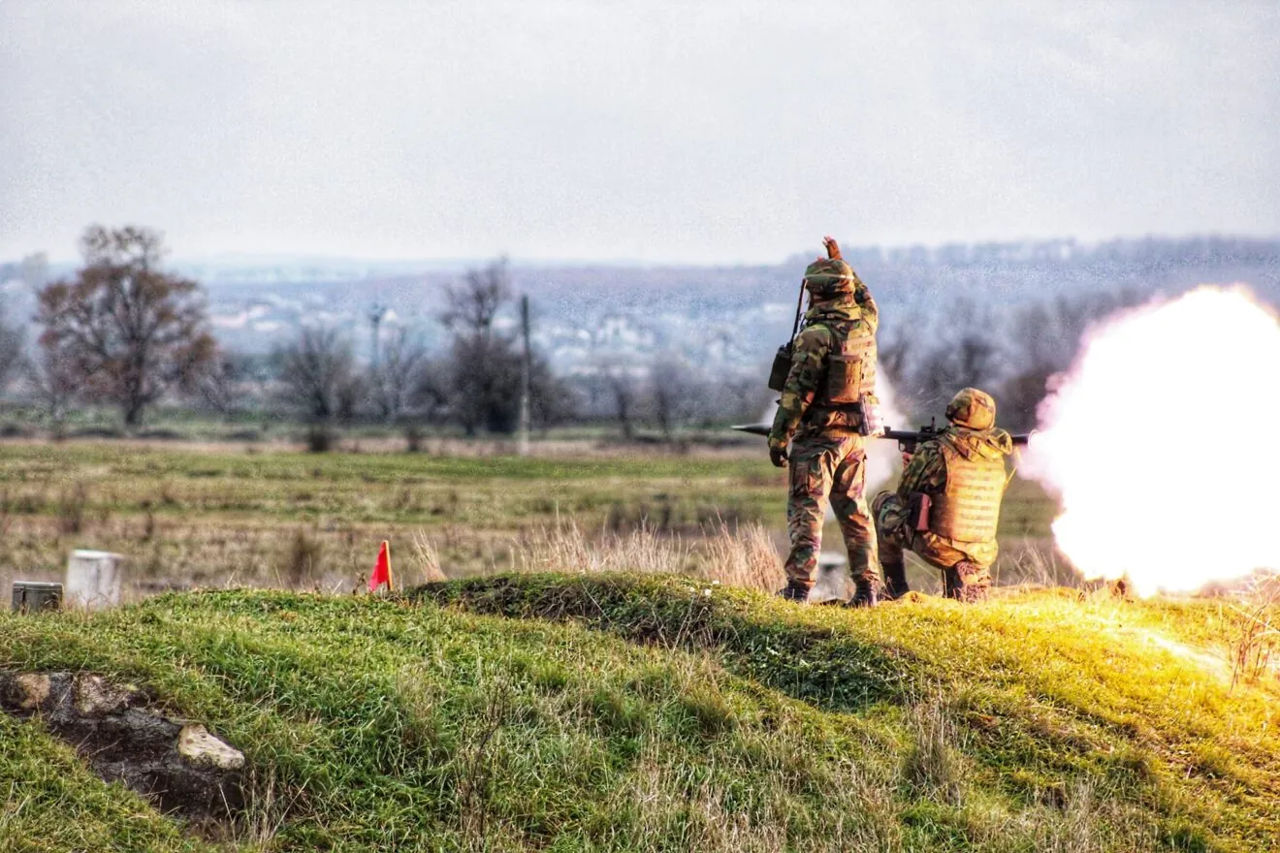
873,387,1013,602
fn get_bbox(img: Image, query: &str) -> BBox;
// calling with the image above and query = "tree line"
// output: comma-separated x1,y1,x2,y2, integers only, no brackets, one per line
0,225,764,446
0,224,1157,443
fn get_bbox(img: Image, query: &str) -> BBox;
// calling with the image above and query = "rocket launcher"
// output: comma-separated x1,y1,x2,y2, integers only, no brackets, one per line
731,418,1031,452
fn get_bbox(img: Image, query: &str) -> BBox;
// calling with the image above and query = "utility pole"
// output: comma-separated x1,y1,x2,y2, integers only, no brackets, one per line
517,294,531,457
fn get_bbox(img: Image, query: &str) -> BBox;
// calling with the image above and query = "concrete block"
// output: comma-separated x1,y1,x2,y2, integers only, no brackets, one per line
65,550,124,610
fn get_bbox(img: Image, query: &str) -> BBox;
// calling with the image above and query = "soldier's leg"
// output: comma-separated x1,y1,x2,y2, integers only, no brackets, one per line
829,438,878,606
871,490,910,599
782,435,839,595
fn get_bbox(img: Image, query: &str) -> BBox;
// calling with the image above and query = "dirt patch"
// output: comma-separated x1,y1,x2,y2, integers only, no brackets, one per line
0,670,245,830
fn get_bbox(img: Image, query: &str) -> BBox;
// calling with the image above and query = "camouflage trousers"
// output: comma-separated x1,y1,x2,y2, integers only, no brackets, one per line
784,430,878,589
872,491,991,602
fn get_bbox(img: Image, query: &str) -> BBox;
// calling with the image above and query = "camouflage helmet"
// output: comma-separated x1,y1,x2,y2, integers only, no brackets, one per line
945,387,997,430
803,258,856,299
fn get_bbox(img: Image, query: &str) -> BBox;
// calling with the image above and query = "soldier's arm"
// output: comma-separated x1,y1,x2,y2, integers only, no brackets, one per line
823,236,876,325
767,325,831,449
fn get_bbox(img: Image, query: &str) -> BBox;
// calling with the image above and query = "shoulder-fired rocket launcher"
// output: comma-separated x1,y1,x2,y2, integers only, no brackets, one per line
731,418,1030,453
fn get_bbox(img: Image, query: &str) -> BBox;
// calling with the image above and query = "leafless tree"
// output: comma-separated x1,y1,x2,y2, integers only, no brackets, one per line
369,327,429,422
34,225,217,428
438,260,572,435
647,354,704,441
592,356,642,440
274,327,356,423
440,259,510,342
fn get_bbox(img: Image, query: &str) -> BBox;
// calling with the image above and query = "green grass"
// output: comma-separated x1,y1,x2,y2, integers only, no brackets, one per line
2,576,1276,851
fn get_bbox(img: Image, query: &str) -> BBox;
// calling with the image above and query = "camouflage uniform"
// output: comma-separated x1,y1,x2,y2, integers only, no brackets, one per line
768,258,880,603
873,388,1013,602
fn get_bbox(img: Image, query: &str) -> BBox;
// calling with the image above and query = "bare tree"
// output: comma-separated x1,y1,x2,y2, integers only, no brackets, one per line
34,225,217,428
369,327,429,422
591,356,642,440
440,259,510,342
647,354,703,441
438,260,572,435
274,327,356,424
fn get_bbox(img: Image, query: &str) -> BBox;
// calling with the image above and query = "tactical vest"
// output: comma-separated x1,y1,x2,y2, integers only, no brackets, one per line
820,321,877,406
927,438,1007,545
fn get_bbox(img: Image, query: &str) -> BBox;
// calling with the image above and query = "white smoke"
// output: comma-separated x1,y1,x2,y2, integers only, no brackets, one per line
866,376,909,492
1022,285,1280,596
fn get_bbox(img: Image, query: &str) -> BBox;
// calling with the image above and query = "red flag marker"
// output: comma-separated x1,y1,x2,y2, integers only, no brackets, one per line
368,540,393,592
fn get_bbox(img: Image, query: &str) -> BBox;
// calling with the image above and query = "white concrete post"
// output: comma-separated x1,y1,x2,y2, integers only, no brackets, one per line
64,550,124,610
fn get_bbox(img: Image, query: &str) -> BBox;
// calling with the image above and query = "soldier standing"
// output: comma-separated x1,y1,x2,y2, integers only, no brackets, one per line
768,237,881,606
873,387,1014,602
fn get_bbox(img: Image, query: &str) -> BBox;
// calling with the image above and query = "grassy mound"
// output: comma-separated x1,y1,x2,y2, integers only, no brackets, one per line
424,575,1280,852
1,577,1276,851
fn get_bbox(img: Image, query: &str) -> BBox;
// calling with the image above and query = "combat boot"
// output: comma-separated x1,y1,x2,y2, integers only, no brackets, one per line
846,578,878,608
776,581,811,603
944,562,989,603
881,560,909,600
955,561,990,602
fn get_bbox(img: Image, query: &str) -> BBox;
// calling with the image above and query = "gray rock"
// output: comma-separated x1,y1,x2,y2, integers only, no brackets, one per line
178,724,245,770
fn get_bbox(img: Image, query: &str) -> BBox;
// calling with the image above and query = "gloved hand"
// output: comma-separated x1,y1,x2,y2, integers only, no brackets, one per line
769,442,789,468
822,235,842,260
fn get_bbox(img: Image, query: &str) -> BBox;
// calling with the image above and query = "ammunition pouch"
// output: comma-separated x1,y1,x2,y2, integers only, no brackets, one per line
825,351,864,405
819,323,877,409
768,344,793,392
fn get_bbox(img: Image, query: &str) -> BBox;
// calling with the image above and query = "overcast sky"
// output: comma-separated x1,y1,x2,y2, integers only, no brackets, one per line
1,1,1277,264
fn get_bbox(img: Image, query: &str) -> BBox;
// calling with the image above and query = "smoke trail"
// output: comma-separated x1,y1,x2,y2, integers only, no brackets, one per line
1022,286,1280,596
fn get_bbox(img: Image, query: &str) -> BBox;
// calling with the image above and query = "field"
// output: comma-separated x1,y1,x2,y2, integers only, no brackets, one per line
0,439,1061,598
